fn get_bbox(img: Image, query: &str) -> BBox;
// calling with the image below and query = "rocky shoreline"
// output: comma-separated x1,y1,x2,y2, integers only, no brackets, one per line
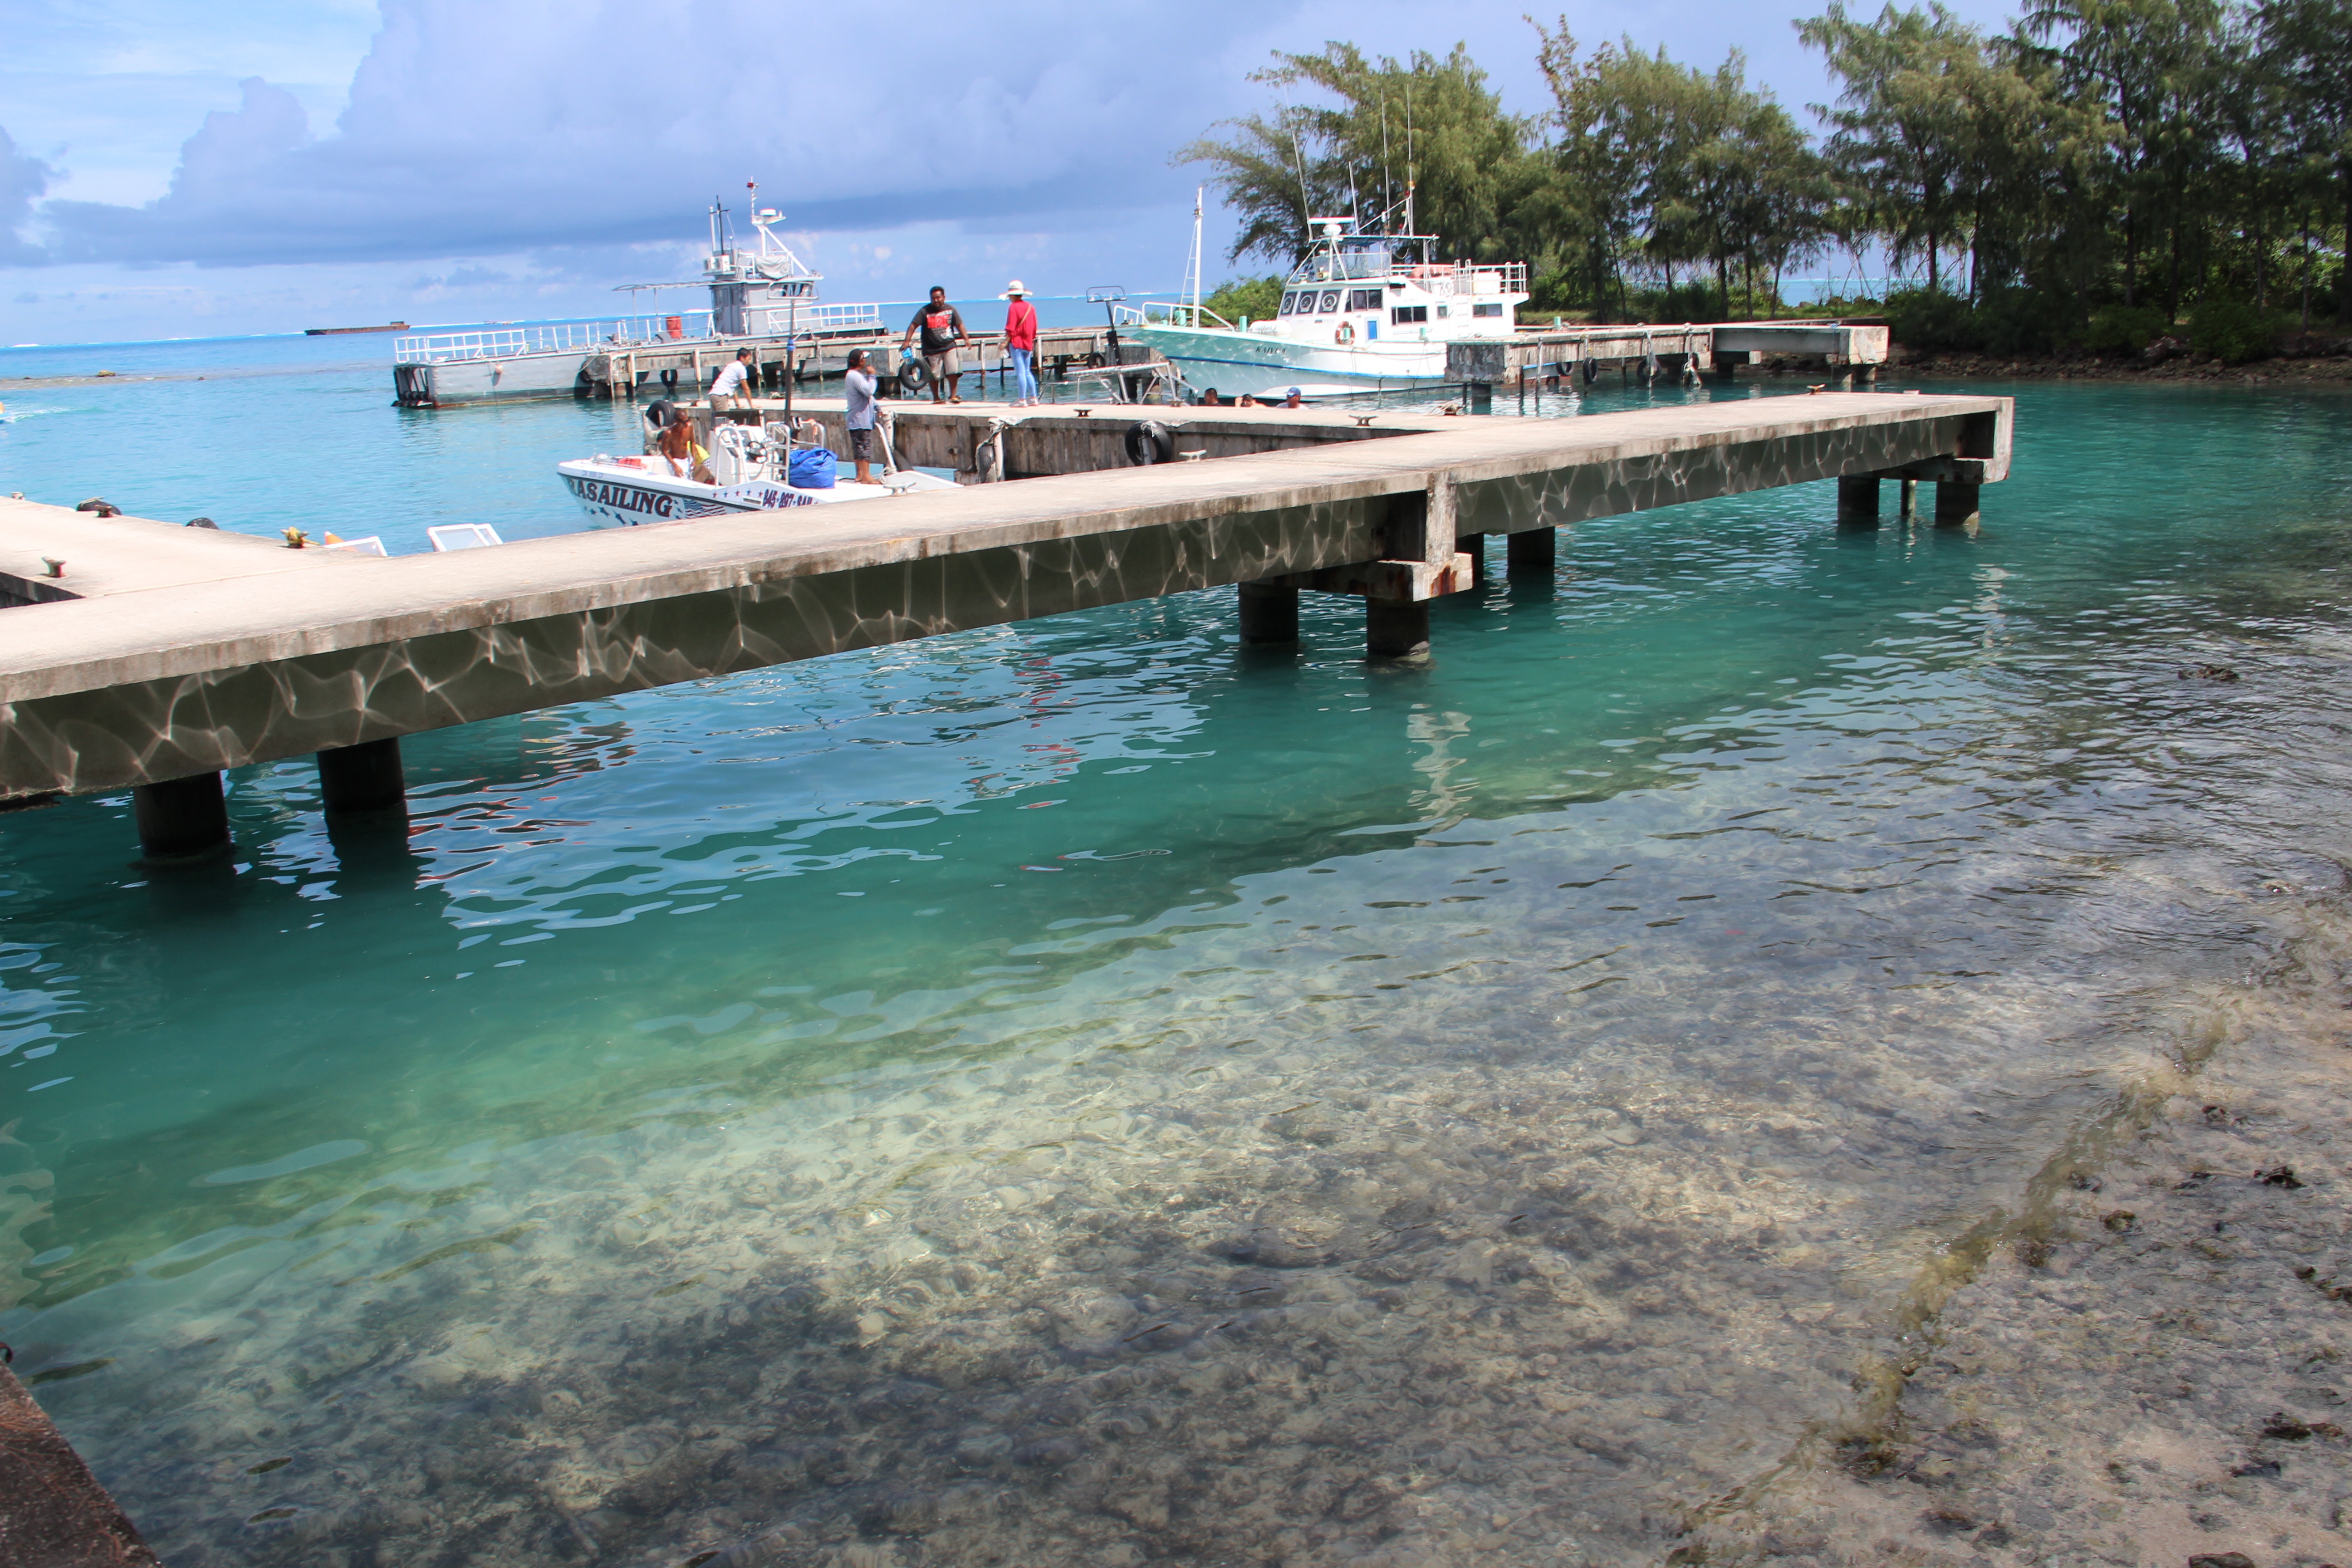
1687,903,2352,1568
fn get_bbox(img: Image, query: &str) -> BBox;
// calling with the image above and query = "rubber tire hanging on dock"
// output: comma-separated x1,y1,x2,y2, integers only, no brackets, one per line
1123,420,1175,466
898,359,930,396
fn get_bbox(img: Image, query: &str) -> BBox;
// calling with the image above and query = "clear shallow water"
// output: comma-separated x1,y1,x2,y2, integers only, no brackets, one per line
3,364,2352,1567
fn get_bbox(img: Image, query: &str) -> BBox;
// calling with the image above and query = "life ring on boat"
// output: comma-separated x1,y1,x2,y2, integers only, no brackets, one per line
1123,420,1175,466
1334,323,1356,345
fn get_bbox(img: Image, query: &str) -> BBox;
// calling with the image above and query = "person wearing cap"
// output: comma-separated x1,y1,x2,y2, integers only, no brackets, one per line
1001,281,1040,407
843,348,883,485
1282,387,1304,409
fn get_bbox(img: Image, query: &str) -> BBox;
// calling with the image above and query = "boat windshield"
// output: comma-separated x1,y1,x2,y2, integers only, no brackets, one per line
1287,235,1429,285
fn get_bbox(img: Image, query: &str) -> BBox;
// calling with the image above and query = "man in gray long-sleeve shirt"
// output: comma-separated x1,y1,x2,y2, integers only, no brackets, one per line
844,349,882,485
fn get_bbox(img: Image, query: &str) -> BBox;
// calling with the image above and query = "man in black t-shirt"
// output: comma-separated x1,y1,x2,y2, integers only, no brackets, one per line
902,286,966,403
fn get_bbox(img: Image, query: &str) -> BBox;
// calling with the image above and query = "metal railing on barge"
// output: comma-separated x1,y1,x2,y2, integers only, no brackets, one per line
392,303,887,364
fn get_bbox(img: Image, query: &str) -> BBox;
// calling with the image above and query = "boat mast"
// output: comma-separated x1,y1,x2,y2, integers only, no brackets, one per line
1189,186,1204,327
1404,82,1416,244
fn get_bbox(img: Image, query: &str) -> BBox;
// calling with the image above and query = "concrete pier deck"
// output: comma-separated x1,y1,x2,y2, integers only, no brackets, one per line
0,393,2008,817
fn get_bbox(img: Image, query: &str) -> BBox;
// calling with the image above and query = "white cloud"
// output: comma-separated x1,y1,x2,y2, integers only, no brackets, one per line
0,0,2020,340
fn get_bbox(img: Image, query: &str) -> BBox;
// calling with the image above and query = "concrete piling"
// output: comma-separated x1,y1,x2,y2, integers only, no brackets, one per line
132,772,229,860
1458,534,1487,583
1900,477,1920,520
1506,528,1557,577
317,737,407,816
1934,480,1981,527
1837,476,1882,526
1366,599,1431,659
1237,581,1299,644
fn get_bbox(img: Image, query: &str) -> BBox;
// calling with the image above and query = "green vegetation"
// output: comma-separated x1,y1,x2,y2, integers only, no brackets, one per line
1180,4,2352,356
1203,274,1284,323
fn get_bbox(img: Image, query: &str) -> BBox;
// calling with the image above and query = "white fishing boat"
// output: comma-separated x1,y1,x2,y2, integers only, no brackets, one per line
557,414,954,529
1122,194,1528,399
393,188,882,407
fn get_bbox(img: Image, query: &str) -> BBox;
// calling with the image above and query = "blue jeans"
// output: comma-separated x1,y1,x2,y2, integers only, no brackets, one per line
1009,347,1037,402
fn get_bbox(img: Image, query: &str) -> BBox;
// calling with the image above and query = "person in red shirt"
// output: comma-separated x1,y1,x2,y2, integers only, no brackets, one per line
1000,280,1040,407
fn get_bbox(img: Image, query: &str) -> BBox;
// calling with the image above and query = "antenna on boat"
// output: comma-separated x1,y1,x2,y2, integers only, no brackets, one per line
1381,95,1394,230
1280,100,1313,253
1189,185,1205,328
1404,80,1417,239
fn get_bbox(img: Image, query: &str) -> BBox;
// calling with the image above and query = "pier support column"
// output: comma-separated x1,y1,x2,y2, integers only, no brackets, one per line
1899,477,1920,521
1934,480,1981,528
1236,582,1299,645
1366,598,1430,659
1457,534,1487,583
133,772,230,860
1837,476,1881,526
317,737,407,816
1506,528,1556,578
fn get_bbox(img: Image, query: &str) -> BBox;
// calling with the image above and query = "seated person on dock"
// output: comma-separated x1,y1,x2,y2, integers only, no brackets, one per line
1197,387,1224,407
1235,393,1259,407
708,348,756,416
1281,387,1304,409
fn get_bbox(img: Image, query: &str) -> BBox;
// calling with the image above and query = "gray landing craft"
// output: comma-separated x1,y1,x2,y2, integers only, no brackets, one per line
391,188,882,407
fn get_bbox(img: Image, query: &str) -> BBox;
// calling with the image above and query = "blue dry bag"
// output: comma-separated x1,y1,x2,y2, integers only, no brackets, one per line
788,446,838,489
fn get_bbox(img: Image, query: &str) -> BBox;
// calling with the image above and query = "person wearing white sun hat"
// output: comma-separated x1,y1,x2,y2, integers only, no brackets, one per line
1000,280,1040,407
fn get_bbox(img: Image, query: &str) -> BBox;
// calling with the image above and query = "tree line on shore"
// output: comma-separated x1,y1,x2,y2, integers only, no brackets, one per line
1181,2,2351,360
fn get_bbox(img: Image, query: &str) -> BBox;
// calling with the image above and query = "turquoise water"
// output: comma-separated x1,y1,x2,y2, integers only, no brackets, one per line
4,353,2352,1567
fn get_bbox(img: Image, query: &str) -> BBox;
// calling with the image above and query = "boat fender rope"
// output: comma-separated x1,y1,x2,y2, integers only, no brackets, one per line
1123,420,1176,467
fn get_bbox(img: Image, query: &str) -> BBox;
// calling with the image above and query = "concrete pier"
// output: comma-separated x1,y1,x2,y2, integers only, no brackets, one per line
317,736,407,815
1237,581,1299,644
0,393,2010,810
0,1359,163,1566
131,770,228,859
1935,480,1982,527
1507,528,1557,577
1838,475,1881,525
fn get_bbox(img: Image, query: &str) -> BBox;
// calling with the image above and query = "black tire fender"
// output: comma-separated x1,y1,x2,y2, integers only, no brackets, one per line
643,397,676,432
1123,420,1176,466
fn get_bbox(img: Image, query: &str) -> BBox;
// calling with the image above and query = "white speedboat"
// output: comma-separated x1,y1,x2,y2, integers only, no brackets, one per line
558,416,955,528
1123,200,1528,399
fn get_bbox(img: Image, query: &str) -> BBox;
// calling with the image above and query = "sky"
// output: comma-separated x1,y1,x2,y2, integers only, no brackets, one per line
0,0,2018,345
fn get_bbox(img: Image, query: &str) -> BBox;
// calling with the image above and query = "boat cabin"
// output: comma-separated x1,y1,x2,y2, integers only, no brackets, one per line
1263,224,1525,346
